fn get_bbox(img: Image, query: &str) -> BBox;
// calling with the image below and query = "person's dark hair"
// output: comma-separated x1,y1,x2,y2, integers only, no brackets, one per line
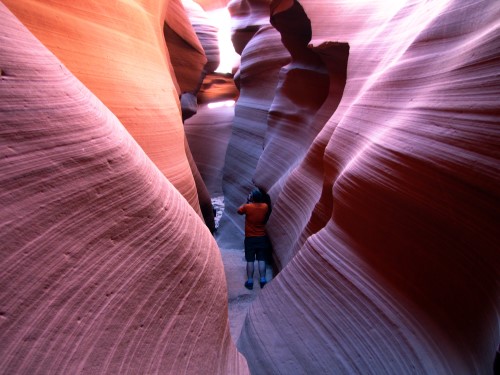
251,189,264,203
253,188,272,224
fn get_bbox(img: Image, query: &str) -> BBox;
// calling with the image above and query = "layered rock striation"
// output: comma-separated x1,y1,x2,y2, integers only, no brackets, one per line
217,1,290,248
226,0,499,374
0,2,248,374
255,0,348,201
3,0,205,218
2,0,499,373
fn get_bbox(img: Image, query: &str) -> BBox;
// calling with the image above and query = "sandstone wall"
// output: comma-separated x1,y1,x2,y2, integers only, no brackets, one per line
227,0,499,373
217,1,290,248
0,2,248,374
3,0,203,216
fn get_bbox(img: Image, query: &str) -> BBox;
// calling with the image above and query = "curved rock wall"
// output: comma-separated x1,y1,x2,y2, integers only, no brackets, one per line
183,0,221,74
218,1,290,247
184,73,239,199
165,0,221,231
231,0,499,373
228,0,272,55
185,103,236,197
3,0,203,216
254,0,348,199
165,0,208,95
0,3,248,374
264,39,350,269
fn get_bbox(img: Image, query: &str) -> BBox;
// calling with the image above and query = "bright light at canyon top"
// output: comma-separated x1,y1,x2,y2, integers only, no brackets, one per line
207,7,240,74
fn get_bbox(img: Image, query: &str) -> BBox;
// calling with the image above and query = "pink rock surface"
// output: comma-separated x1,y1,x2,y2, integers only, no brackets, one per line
184,135,217,232
2,0,498,372
228,0,274,55
3,0,203,217
165,0,208,95
194,0,229,11
184,73,238,223
254,0,348,196
183,0,221,74
185,104,235,196
218,9,290,247
198,73,240,104
0,4,248,374
166,0,226,231
230,0,499,373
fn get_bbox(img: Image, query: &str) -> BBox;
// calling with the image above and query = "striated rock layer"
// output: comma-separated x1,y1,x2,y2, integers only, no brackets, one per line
185,103,236,197
218,4,290,248
164,0,219,230
183,0,221,75
3,0,203,217
165,0,208,95
0,3,248,375
184,73,239,199
230,0,499,374
254,0,348,198
184,71,239,197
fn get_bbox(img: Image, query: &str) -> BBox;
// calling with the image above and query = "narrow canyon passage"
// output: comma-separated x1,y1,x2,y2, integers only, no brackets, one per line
1,1,498,374
184,94,274,344
185,0,499,372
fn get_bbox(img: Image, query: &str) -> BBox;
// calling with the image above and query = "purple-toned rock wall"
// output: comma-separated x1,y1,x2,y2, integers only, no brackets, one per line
0,2,248,374
225,0,499,374
1,0,499,373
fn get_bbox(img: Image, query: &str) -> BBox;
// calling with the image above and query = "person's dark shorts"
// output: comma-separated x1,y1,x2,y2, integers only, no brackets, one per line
244,236,270,262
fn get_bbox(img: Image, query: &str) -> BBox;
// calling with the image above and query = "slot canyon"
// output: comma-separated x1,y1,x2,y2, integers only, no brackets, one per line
0,0,499,374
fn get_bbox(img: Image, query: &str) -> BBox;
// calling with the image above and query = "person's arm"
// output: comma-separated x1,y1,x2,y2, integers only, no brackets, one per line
237,204,246,215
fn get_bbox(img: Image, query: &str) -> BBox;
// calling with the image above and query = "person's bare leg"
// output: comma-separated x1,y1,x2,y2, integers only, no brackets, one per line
258,260,267,287
245,262,254,290
246,261,254,281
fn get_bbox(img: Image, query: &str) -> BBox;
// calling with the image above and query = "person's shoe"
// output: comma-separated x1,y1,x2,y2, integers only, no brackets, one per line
244,281,253,290
260,280,267,288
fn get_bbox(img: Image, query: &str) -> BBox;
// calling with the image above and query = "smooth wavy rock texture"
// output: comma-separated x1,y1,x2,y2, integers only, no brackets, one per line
165,0,208,95
0,4,248,375
184,73,238,199
198,73,240,104
164,0,222,231
3,0,203,216
254,0,348,197
228,0,275,54
218,6,290,247
185,103,235,197
182,0,221,74
231,0,499,374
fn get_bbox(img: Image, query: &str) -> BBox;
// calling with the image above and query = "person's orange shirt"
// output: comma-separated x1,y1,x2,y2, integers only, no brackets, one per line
237,203,268,237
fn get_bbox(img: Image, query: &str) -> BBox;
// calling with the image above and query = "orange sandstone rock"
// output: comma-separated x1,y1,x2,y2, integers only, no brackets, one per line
0,3,248,374
232,0,499,374
165,0,208,95
4,0,203,216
